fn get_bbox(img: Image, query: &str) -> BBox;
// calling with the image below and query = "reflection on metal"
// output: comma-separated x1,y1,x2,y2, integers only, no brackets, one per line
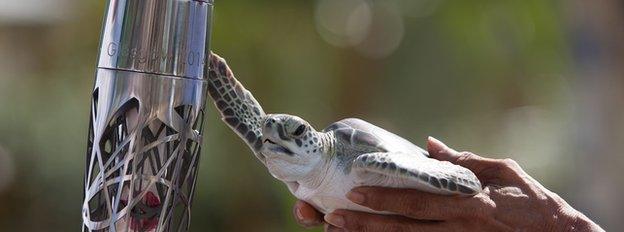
82,69,207,231
97,0,214,79
82,0,213,230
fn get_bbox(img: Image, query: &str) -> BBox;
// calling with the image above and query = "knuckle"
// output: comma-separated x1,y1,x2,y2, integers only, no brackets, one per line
475,196,496,219
500,158,520,170
456,151,477,164
502,158,517,166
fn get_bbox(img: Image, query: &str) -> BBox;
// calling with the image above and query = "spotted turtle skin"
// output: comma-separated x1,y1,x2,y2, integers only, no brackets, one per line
206,52,482,214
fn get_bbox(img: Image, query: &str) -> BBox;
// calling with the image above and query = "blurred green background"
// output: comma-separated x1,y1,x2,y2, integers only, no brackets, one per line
1,0,623,231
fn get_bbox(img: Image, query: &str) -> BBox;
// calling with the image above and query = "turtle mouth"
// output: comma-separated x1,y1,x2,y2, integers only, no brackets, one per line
263,138,294,156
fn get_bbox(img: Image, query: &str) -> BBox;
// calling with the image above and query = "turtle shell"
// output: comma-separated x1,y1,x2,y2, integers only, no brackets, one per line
323,118,428,157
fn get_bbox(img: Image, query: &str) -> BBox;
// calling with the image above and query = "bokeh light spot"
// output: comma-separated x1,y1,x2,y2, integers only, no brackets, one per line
315,0,373,47
354,1,405,58
315,0,405,58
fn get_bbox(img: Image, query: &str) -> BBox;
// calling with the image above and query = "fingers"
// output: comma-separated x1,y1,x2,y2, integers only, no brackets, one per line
427,137,500,173
346,187,492,221
427,136,528,186
324,209,451,232
293,200,324,228
426,136,458,160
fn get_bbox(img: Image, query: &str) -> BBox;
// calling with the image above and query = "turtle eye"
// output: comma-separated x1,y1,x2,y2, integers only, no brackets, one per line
292,124,306,137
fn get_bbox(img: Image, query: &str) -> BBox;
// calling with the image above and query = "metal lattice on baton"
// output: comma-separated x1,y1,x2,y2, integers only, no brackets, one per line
82,1,214,231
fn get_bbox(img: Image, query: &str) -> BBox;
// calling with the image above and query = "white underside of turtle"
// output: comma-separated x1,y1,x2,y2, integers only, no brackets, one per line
207,53,482,214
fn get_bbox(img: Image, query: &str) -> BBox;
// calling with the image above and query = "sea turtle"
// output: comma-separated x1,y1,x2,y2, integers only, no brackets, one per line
206,53,482,214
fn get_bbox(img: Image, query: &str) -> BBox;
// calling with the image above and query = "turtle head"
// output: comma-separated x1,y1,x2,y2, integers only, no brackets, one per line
260,114,325,181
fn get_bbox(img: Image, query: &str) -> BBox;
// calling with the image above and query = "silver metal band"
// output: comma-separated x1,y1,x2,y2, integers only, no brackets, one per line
97,0,213,79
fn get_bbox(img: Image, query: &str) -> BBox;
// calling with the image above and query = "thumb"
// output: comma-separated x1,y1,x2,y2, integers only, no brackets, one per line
426,136,499,175
426,136,459,161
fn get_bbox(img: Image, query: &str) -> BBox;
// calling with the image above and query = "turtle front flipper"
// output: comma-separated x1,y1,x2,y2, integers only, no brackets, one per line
352,152,482,196
208,53,266,160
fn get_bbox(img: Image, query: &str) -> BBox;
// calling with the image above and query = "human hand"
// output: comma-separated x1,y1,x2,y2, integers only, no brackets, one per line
293,137,604,231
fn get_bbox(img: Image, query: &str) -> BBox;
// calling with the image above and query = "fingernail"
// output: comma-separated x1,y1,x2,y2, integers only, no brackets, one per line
428,136,444,146
428,136,452,153
324,213,345,228
295,207,307,222
346,190,365,205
